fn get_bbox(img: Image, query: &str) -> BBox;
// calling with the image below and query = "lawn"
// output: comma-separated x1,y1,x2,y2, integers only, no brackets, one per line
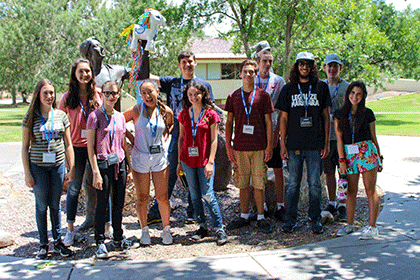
367,92,420,112
0,105,29,142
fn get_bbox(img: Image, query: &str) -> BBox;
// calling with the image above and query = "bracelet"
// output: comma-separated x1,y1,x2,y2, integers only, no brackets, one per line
338,158,346,163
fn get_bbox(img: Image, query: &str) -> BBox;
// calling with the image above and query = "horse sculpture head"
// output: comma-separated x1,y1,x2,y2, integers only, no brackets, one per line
120,9,166,53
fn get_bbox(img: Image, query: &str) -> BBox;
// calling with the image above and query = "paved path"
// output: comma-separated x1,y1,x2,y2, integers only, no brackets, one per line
1,136,419,279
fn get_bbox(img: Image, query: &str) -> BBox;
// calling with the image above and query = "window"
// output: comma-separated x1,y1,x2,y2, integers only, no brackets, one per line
221,63,241,79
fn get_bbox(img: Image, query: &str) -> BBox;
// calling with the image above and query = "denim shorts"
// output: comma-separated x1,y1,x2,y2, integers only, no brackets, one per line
345,140,380,174
131,145,169,173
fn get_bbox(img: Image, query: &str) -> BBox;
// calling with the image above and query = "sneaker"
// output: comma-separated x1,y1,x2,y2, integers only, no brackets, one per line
36,245,49,259
311,219,324,234
226,217,250,230
113,239,132,250
324,204,338,216
53,241,73,257
281,221,297,233
338,206,347,222
63,230,75,246
104,228,113,240
274,206,285,222
359,226,379,240
96,243,108,259
215,227,228,246
337,224,355,236
257,219,272,234
146,214,162,226
140,226,151,245
192,227,208,240
185,212,196,224
161,225,173,245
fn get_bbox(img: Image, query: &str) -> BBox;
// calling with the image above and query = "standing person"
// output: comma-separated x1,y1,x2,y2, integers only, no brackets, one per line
124,80,174,245
177,81,228,245
146,51,215,225
322,54,350,222
59,58,109,246
225,59,274,233
22,79,74,259
278,52,331,234
334,81,383,240
255,42,286,221
87,81,133,258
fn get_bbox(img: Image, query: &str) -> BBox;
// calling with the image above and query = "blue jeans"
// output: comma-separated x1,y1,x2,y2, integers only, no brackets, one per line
181,161,223,228
286,150,322,222
148,119,193,217
30,162,65,245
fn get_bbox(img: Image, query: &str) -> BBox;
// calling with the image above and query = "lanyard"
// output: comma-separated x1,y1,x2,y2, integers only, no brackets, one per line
80,101,89,123
101,105,116,147
39,109,54,146
326,79,341,102
256,74,270,92
241,86,256,124
190,107,204,145
298,84,312,112
143,102,159,138
349,114,355,144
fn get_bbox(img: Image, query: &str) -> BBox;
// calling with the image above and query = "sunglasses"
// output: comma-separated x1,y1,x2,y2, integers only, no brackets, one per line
298,61,314,68
103,91,119,97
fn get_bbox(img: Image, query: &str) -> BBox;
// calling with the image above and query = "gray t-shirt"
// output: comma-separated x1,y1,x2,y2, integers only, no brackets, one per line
22,109,70,166
325,79,349,140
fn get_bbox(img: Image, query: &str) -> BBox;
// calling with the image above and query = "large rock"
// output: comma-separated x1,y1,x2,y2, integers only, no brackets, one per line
0,230,14,248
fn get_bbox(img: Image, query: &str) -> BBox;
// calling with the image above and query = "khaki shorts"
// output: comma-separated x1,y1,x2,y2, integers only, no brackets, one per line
233,150,267,190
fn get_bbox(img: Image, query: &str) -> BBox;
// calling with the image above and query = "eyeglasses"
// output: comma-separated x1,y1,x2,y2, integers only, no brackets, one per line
298,61,314,68
103,91,119,97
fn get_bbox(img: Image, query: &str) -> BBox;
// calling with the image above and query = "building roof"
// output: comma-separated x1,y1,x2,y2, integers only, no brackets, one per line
190,37,247,60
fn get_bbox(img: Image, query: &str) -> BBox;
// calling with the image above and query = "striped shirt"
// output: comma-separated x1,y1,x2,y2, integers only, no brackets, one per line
22,109,70,166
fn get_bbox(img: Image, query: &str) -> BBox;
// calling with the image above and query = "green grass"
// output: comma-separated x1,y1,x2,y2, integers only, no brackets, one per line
0,105,29,142
367,93,420,112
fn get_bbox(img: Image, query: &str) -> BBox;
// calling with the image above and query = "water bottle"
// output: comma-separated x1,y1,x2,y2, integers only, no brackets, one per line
337,174,347,202
178,170,189,189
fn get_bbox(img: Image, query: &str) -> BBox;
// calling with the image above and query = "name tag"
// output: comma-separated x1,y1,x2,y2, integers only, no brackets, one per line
347,144,359,155
107,153,120,165
81,129,87,139
188,147,199,157
149,144,162,154
43,152,56,163
300,117,313,127
243,124,254,135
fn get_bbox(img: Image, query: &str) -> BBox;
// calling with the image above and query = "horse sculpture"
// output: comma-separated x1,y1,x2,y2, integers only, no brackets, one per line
120,9,166,53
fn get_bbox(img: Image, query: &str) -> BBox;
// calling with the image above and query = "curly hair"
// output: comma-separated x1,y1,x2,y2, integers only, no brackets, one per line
181,81,214,110
64,58,98,111
287,60,319,85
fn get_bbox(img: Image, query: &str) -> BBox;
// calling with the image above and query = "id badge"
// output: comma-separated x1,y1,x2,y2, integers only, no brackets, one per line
300,117,313,127
43,152,56,163
188,147,199,157
107,153,119,165
81,129,87,139
243,124,254,135
347,144,359,155
149,144,162,154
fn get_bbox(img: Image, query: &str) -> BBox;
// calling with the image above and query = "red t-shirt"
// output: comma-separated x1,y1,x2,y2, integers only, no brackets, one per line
224,87,274,151
58,91,102,147
178,108,220,168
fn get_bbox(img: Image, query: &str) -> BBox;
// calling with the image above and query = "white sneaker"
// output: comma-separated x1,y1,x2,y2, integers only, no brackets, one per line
161,225,173,245
104,228,113,240
64,230,75,246
140,226,151,245
96,243,108,259
359,226,379,240
337,224,355,236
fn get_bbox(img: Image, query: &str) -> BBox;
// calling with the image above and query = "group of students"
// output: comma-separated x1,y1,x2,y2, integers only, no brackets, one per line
21,47,382,261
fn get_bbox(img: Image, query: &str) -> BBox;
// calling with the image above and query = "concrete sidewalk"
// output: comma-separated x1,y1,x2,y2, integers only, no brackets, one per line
1,136,419,279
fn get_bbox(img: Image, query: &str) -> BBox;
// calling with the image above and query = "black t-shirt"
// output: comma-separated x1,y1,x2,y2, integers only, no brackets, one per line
276,80,331,150
334,108,376,145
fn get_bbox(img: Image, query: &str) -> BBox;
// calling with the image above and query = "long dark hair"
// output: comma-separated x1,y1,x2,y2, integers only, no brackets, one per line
23,79,57,140
335,80,368,134
287,60,319,85
65,58,98,110
181,81,214,110
139,79,168,125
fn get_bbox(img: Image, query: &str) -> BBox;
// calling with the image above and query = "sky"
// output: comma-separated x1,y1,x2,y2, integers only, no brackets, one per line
385,0,420,11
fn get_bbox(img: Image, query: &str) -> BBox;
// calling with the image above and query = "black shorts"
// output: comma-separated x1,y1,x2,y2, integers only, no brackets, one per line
266,139,283,169
323,140,338,174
